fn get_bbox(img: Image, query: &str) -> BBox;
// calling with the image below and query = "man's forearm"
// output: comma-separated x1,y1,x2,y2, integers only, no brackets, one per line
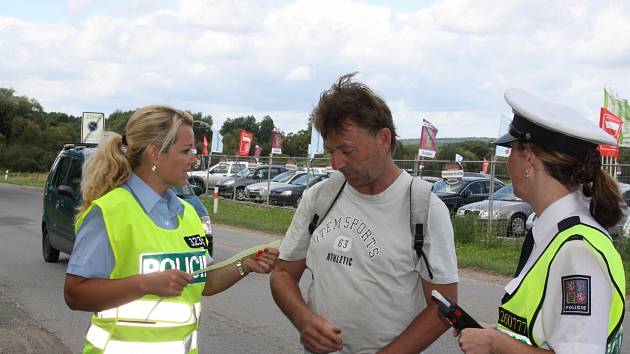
270,269,313,330
379,303,450,354
379,282,457,354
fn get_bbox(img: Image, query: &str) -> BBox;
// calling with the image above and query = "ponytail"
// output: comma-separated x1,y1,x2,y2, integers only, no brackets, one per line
530,144,624,229
586,169,624,229
78,133,131,215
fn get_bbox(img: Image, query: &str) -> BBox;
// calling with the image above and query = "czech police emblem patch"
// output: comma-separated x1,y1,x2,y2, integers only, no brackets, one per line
561,275,591,315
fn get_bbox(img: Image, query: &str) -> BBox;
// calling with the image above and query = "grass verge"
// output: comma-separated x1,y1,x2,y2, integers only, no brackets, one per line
0,172,47,188
202,197,293,236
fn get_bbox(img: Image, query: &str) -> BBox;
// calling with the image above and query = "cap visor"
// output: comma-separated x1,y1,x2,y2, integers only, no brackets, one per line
492,131,517,147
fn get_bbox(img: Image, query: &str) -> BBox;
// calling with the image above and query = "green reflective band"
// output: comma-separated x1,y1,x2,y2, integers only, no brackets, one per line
191,239,281,276
141,251,208,283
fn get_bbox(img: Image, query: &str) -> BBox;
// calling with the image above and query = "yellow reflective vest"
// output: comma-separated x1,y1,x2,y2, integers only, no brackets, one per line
75,187,207,354
497,221,625,353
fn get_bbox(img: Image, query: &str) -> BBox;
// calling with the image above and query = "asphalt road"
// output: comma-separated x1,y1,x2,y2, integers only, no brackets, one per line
0,183,628,353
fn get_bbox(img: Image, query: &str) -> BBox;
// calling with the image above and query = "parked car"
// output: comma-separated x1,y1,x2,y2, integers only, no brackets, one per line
187,161,249,192
432,176,506,215
245,170,307,202
42,143,213,263
216,165,288,200
268,173,329,207
456,184,534,237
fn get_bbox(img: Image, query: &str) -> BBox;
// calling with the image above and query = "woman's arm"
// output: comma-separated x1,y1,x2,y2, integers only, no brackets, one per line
459,328,554,354
64,270,193,312
202,248,278,296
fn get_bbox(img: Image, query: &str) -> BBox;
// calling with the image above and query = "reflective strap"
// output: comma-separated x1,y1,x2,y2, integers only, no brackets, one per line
86,323,110,349
97,300,199,325
87,325,198,353
496,326,532,346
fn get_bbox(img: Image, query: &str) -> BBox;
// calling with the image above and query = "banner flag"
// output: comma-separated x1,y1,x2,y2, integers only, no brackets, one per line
202,135,209,156
604,88,630,147
309,126,325,156
238,129,252,156
597,107,622,158
418,119,438,158
254,144,262,158
495,114,512,157
482,158,490,174
271,129,284,154
211,131,223,153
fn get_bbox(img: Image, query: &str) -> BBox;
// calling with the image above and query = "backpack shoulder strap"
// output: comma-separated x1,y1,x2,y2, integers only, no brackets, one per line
308,171,346,235
409,177,434,279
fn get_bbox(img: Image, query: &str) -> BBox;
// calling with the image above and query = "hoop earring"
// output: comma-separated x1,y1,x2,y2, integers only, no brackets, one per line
524,168,530,178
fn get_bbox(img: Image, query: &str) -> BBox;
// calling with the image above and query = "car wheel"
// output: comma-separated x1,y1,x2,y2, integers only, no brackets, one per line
42,226,60,263
188,177,206,192
508,213,527,238
235,188,246,201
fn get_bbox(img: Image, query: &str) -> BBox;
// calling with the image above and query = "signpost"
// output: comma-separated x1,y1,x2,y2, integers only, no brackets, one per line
81,112,105,144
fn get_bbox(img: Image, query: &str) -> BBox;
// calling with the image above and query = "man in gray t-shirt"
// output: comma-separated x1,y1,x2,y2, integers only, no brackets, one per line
270,73,459,353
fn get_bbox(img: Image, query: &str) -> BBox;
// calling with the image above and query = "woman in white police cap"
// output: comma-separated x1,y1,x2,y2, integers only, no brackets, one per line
458,89,626,354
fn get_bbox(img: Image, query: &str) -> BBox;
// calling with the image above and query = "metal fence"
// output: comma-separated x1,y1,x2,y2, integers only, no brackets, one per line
196,154,630,239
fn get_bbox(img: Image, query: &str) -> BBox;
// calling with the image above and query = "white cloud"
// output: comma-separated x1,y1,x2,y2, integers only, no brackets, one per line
1,0,629,139
66,0,99,14
285,66,314,81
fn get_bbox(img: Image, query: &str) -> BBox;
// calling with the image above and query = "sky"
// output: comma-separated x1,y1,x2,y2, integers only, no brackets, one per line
1,0,629,138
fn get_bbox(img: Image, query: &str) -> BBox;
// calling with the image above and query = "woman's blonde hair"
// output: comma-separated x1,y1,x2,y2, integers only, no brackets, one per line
79,105,193,214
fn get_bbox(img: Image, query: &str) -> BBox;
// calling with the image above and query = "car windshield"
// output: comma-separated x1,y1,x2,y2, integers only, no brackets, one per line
492,184,521,201
209,164,228,174
171,183,194,197
432,179,465,194
272,171,294,182
235,168,249,177
290,173,318,186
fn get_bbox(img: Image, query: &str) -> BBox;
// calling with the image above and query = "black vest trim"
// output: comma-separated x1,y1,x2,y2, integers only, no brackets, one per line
557,216,581,232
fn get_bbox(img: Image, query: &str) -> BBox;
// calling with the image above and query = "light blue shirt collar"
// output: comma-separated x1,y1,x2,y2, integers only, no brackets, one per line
124,173,184,217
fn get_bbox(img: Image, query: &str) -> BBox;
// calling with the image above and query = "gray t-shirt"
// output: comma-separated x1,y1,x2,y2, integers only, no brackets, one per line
280,171,459,353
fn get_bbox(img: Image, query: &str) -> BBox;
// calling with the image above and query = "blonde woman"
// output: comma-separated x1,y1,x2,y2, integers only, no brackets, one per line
64,105,278,353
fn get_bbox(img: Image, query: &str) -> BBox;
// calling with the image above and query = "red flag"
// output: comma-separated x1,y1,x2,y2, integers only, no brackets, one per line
418,119,438,158
202,135,209,156
238,129,253,156
597,107,622,158
271,129,284,154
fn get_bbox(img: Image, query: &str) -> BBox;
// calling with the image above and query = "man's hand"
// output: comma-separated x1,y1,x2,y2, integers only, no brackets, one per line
140,269,193,297
300,312,343,354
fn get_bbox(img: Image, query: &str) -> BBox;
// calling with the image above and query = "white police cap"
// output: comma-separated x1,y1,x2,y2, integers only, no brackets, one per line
494,88,616,160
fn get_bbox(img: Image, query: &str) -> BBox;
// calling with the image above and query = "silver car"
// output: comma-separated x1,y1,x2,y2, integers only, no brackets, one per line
456,184,534,237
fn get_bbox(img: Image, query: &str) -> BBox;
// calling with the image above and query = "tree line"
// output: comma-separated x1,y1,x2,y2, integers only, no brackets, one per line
3,86,592,173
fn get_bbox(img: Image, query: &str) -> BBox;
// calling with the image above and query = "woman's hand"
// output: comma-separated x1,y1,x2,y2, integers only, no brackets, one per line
140,269,193,297
244,247,279,274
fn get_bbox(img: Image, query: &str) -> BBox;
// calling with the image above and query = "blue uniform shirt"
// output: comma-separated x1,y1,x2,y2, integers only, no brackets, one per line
67,173,204,278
